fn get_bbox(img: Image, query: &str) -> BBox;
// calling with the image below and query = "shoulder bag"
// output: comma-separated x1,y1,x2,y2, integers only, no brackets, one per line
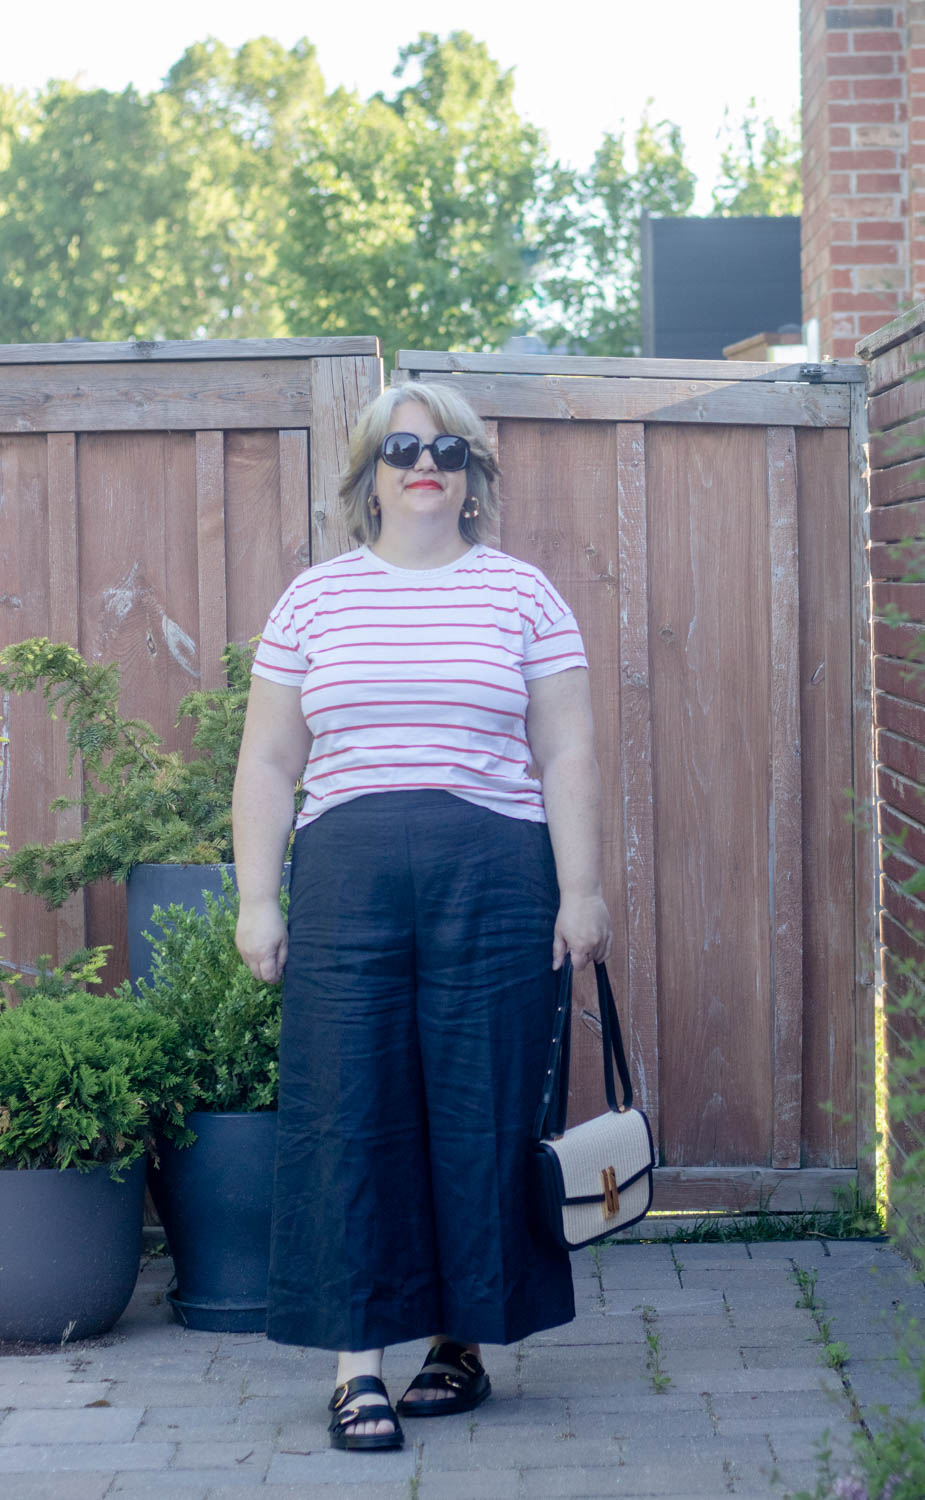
530,958,655,1250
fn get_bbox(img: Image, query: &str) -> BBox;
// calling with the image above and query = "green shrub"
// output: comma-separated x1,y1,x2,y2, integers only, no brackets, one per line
0,949,196,1177
133,874,284,1112
0,637,258,906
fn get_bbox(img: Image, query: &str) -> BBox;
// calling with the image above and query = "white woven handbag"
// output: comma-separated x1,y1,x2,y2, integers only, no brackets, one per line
531,959,655,1250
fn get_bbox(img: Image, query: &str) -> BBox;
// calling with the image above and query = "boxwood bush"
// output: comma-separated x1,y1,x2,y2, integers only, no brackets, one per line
0,949,197,1177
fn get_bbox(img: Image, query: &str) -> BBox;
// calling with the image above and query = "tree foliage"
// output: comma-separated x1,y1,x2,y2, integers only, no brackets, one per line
711,101,802,217
532,112,696,355
0,35,800,357
278,32,548,364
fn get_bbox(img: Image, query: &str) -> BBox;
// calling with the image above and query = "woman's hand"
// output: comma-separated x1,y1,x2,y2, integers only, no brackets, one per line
552,892,613,972
236,899,289,984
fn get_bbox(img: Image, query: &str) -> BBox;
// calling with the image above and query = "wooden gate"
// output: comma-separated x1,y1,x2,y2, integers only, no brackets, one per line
0,338,382,986
393,352,875,1212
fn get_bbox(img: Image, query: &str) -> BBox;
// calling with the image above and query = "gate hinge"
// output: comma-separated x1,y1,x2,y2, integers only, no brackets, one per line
799,364,825,384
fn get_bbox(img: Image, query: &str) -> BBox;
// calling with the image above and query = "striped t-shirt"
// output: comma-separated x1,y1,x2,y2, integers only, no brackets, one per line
252,544,588,827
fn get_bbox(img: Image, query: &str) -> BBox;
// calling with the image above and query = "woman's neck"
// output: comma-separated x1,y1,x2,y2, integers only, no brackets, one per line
369,522,472,571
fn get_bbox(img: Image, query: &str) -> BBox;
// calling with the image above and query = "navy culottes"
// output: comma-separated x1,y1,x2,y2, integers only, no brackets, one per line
266,790,576,1352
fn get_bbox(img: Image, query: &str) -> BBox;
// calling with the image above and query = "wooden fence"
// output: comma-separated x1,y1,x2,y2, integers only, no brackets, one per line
1,339,874,1213
394,352,875,1213
858,305,925,1258
0,338,382,986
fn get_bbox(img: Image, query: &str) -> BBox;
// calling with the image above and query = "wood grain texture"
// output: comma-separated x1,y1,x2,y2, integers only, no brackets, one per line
768,428,803,1168
797,428,856,1168
869,377,925,434
869,540,925,581
870,453,925,508
224,432,285,647
869,498,925,542
616,425,659,1147
869,414,925,472
0,436,60,977
495,419,624,1129
857,303,925,361
649,1166,858,1212
0,337,379,364
78,432,200,989
865,329,925,395
279,429,311,572
388,373,851,429
0,361,312,433
849,381,877,1199
648,425,773,1167
396,349,866,384
195,433,228,693
46,433,86,956
310,358,364,563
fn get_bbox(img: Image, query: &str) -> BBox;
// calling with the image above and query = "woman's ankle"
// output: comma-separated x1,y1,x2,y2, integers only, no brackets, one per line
336,1348,385,1385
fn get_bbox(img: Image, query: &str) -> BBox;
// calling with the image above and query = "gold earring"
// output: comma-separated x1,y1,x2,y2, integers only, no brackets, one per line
462,498,479,520
368,495,380,515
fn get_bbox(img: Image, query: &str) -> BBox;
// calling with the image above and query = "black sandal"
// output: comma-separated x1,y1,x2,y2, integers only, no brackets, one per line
396,1341,491,1418
328,1375,404,1451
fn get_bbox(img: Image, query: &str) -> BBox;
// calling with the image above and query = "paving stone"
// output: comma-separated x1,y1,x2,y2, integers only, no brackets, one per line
267,1447,417,1483
167,1439,275,1474
0,1407,144,1444
0,1383,113,1410
0,1477,114,1500
419,1469,523,1498
671,1366,842,1395
216,1487,411,1500
525,1455,739,1495
106,1486,208,1500
709,1389,847,1421
0,1442,175,1473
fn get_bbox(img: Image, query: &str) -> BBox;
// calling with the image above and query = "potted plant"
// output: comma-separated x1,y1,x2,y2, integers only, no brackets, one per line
134,874,285,1333
0,637,268,984
0,948,196,1343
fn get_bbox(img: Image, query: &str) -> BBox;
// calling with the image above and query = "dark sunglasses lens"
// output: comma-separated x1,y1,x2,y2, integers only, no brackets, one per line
382,433,421,467
432,436,469,470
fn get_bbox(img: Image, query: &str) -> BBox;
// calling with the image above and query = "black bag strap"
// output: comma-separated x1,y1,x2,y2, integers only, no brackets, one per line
532,958,634,1141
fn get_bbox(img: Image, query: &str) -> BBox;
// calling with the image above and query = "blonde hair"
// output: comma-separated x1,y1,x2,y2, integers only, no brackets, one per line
339,382,501,546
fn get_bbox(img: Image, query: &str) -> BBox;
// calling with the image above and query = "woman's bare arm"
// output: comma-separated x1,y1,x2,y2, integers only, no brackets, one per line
526,667,612,972
232,676,312,982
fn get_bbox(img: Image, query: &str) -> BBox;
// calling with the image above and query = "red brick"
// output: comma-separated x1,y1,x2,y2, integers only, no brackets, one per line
832,338,859,357
911,49,925,69
854,31,904,52
831,126,852,147
829,54,896,76
831,149,902,168
833,268,855,288
828,79,855,99
833,243,900,263
857,220,907,239
854,78,905,98
833,219,856,241
830,173,855,192
836,292,902,311
858,172,905,190
909,144,925,164
831,102,898,122
860,311,898,333
827,30,850,53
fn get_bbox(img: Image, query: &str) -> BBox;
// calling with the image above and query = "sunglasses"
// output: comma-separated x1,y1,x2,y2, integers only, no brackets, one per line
378,432,470,471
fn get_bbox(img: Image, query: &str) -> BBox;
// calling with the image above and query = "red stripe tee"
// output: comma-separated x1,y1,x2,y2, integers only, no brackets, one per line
252,544,588,827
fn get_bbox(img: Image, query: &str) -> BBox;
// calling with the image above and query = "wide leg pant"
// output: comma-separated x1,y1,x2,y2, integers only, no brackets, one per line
266,790,576,1351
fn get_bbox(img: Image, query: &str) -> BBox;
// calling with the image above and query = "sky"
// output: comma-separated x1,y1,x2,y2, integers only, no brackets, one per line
4,0,802,213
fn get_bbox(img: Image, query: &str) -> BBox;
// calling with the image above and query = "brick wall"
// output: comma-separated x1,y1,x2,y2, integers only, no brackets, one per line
858,305,925,1260
801,1,912,355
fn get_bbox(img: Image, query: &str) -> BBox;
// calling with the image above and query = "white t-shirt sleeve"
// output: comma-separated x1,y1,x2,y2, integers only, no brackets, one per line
252,582,310,685
520,572,588,681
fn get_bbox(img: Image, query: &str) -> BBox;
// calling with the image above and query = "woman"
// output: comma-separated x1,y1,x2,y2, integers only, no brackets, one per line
232,382,612,1452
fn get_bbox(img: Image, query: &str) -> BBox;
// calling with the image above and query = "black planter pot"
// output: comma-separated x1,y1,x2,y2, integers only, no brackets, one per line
0,1158,146,1343
147,1110,277,1333
126,863,236,989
